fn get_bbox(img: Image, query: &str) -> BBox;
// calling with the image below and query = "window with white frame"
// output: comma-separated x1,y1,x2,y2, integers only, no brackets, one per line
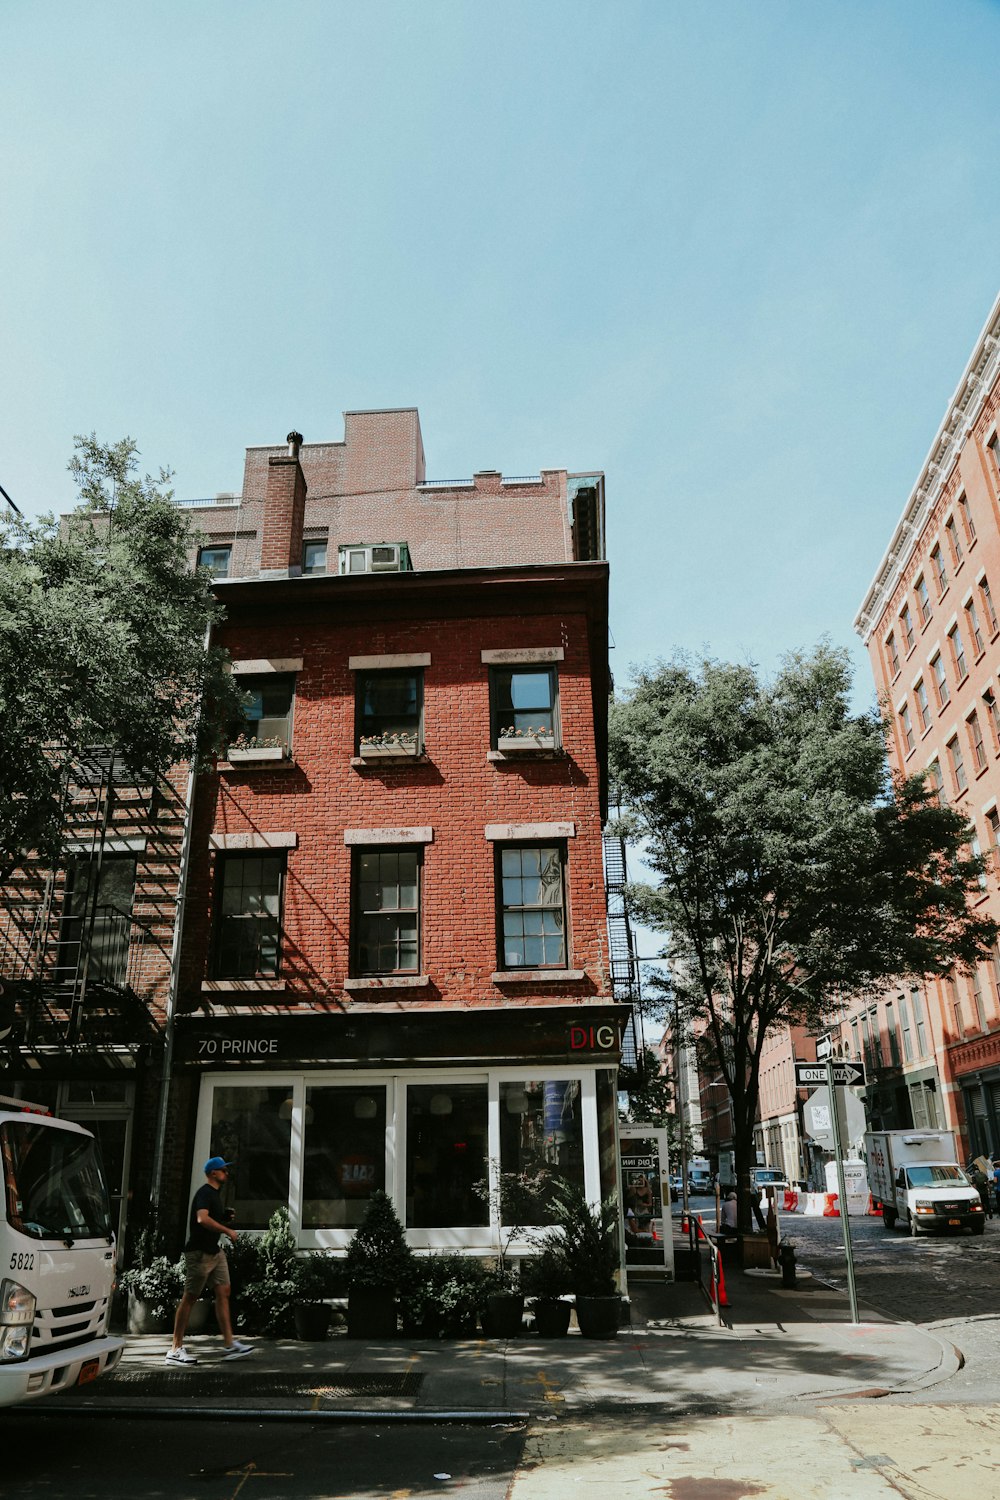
302,1084,387,1228
497,845,567,969
198,544,232,579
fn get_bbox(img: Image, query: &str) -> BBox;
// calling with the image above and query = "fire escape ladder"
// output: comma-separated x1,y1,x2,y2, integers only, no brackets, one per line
604,827,641,1070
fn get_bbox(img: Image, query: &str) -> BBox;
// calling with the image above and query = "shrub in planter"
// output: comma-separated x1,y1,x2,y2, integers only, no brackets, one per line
119,1256,182,1334
402,1255,488,1339
472,1163,553,1338
539,1182,622,1339
521,1247,572,1338
290,1253,346,1341
345,1191,414,1338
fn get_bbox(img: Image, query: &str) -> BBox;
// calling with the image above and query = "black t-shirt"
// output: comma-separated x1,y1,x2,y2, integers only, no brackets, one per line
185,1183,224,1253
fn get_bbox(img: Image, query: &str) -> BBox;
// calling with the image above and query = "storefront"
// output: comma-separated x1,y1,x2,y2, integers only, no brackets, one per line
171,1004,627,1251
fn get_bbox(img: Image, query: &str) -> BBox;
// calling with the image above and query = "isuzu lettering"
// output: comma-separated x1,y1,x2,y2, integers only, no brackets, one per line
0,1096,124,1405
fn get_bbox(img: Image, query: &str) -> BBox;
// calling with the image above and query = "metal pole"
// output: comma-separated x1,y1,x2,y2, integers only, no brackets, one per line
826,1057,860,1323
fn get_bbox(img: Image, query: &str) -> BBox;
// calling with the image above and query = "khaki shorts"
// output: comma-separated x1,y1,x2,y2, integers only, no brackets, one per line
182,1249,230,1296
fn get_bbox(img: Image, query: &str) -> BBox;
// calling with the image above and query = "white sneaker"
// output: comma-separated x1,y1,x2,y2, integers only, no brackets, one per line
165,1346,198,1365
222,1339,253,1358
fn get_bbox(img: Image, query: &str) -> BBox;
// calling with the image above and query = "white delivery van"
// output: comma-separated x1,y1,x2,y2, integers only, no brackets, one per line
0,1096,124,1406
864,1128,984,1237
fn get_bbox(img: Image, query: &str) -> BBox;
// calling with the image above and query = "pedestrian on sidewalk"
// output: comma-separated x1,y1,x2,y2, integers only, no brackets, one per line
719,1191,738,1238
992,1158,1000,1218
165,1157,254,1366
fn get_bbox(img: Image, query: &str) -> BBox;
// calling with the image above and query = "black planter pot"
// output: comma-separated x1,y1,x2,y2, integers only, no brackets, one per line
480,1292,525,1339
574,1294,621,1340
294,1302,333,1341
531,1298,572,1338
347,1288,398,1339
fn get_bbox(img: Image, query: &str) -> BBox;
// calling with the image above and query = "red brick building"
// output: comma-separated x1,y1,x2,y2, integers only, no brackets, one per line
853,293,1000,1159
159,409,623,1256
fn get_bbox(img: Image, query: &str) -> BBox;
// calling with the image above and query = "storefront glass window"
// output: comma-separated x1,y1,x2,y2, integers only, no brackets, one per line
209,1086,291,1229
498,1079,584,1223
302,1086,387,1228
405,1083,488,1228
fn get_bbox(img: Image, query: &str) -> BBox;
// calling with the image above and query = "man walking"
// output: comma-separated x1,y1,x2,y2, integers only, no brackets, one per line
166,1156,253,1365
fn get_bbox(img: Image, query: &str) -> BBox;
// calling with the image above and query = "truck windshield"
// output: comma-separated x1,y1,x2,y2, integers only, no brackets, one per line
905,1165,966,1187
1,1120,112,1241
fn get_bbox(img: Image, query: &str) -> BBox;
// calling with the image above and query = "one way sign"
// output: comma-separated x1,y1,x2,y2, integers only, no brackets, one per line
795,1060,865,1088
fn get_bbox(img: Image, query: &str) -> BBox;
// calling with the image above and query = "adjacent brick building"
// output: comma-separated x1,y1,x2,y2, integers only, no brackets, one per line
853,292,1000,1159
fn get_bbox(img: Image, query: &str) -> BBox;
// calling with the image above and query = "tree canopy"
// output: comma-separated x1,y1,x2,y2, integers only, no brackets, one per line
609,644,998,1222
0,435,243,880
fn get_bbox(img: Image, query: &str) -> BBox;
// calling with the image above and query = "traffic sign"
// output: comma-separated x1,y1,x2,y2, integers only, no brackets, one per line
795,1060,865,1088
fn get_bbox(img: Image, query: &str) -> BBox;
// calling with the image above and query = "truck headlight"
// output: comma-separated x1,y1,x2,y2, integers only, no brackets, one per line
914,1201,935,1214
0,1280,35,1362
970,1201,984,1213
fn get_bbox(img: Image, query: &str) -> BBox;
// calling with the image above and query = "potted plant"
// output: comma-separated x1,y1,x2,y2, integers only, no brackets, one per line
542,1181,623,1339
521,1246,572,1337
473,1165,552,1338
290,1253,343,1341
401,1254,488,1339
345,1191,414,1338
119,1255,182,1335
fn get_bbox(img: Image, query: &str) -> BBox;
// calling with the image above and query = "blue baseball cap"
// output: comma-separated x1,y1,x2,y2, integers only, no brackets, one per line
204,1156,233,1174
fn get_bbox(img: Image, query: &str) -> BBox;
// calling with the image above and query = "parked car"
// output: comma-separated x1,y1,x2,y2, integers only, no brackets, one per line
668,1174,683,1203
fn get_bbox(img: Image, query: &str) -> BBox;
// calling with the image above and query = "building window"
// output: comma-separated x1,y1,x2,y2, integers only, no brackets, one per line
302,540,327,575
197,545,232,579
926,759,943,802
987,807,1000,857
900,604,915,653
948,974,964,1039
302,1085,387,1229
981,578,998,636
351,848,420,975
915,679,931,732
971,832,988,890
233,674,295,755
886,631,900,677
405,1082,488,1229
490,666,559,748
948,624,968,682
947,735,967,794
959,494,976,544
968,711,988,773
966,598,985,656
497,845,567,970
885,1000,900,1066
931,545,947,596
899,703,915,755
911,987,928,1056
207,1084,291,1229
899,995,913,1062
972,970,988,1030
931,653,950,708
212,855,284,979
985,691,1000,751
356,669,422,752
915,575,931,625
58,855,136,987
499,1080,585,1220
988,434,1000,485
946,516,964,568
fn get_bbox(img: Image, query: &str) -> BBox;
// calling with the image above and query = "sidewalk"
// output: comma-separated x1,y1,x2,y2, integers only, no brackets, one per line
40,1261,960,1421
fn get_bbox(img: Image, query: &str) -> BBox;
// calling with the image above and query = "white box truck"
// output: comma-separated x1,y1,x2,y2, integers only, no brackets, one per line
0,1096,124,1406
864,1128,984,1237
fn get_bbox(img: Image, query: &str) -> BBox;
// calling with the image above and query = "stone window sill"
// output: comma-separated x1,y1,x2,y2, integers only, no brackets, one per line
491,969,585,984
202,979,287,993
219,756,298,773
344,975,430,991
351,753,430,768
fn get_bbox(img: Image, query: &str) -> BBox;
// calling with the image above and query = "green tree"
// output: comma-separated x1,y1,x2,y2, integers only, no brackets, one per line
0,434,243,880
609,645,998,1230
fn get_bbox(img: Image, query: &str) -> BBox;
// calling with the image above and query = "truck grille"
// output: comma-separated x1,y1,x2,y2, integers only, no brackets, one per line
32,1297,108,1353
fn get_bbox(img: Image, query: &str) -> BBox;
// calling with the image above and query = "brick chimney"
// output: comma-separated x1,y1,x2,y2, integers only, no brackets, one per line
260,431,306,577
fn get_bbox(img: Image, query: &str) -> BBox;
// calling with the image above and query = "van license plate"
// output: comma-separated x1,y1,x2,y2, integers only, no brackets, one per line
78,1360,99,1386
948,1218,961,1226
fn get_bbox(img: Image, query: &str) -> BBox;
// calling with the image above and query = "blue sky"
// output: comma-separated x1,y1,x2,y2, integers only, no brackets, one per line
3,0,1000,714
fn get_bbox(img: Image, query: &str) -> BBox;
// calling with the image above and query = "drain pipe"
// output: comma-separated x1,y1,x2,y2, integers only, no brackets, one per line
148,627,211,1232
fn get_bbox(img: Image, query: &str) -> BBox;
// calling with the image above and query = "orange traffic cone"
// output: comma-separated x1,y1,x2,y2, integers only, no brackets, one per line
716,1246,729,1307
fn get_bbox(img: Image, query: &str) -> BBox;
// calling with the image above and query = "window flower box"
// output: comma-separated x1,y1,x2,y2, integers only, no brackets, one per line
358,735,420,760
227,745,287,763
497,731,557,754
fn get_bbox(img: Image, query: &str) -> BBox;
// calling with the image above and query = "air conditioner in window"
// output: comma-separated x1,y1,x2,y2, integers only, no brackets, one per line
339,543,408,575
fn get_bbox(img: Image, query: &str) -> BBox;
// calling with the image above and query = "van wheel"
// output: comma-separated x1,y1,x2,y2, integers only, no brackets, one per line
882,1208,896,1230
972,1221,986,1236
909,1213,920,1237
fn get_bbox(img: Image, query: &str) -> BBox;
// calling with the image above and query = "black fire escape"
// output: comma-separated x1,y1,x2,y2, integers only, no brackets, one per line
604,825,642,1071
0,750,171,1066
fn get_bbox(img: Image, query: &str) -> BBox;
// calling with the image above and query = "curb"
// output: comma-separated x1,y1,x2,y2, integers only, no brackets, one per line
32,1403,531,1424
